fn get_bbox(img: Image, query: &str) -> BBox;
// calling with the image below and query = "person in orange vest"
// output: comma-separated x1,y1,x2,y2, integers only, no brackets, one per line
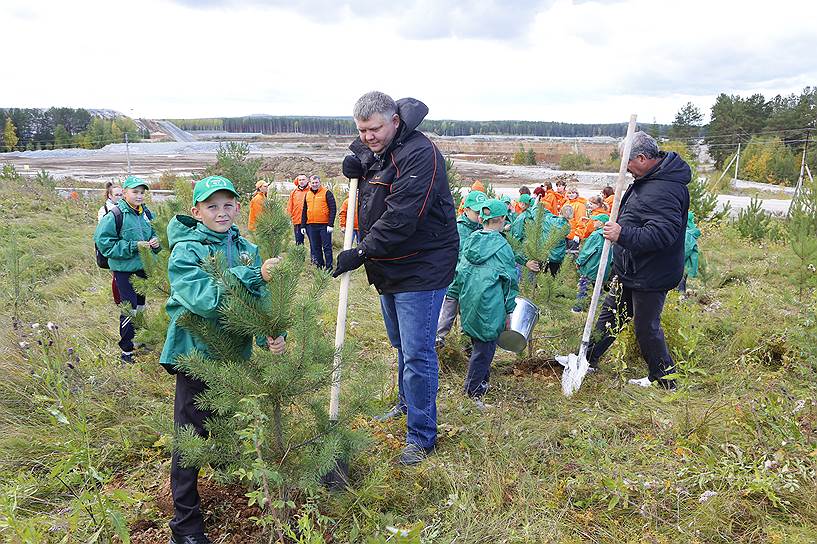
286,174,309,245
339,196,360,244
538,181,565,215
247,180,268,232
602,186,615,211
300,175,337,270
565,185,588,254
576,195,610,238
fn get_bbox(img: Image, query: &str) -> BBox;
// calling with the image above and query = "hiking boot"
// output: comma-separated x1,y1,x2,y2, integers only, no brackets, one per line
170,533,212,544
398,443,432,466
373,404,407,422
120,351,134,364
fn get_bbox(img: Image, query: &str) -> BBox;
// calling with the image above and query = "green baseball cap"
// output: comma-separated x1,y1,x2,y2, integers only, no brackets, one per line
500,194,512,204
594,214,610,223
480,199,508,221
518,194,533,206
123,175,149,190
193,175,240,205
463,190,488,211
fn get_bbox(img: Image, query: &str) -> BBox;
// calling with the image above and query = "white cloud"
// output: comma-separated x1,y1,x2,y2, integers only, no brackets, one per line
2,0,815,123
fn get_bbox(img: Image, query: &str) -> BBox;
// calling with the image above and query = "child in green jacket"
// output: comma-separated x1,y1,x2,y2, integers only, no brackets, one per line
509,194,537,241
572,214,611,312
435,190,486,348
541,204,572,276
93,175,161,363
448,199,519,406
159,175,284,544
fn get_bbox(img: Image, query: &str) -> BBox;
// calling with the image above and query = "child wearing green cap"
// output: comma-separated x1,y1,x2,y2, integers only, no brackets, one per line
93,175,161,363
159,175,285,543
434,190,486,348
509,193,537,241
572,214,612,312
447,199,518,407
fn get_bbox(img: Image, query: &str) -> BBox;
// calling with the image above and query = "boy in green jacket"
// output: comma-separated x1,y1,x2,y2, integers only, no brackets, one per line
94,175,161,363
448,199,519,406
434,190,486,349
159,175,284,544
509,194,536,241
572,214,611,313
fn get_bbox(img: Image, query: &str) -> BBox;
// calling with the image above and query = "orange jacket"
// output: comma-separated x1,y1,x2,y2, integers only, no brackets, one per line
540,190,564,215
286,187,308,225
566,197,588,239
604,193,615,211
301,186,337,225
339,198,358,229
248,192,266,231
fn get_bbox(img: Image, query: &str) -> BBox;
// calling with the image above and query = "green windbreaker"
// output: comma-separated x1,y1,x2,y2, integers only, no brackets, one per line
93,199,160,272
456,214,482,252
576,226,613,280
542,215,570,264
509,207,535,241
159,215,266,372
684,212,701,278
447,230,519,342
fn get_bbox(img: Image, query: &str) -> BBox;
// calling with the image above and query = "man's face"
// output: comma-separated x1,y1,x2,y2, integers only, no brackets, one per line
296,175,308,189
355,113,400,154
627,154,656,178
192,191,240,233
309,177,321,191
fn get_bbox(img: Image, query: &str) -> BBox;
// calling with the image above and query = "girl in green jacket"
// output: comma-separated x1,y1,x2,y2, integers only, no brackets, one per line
93,176,161,363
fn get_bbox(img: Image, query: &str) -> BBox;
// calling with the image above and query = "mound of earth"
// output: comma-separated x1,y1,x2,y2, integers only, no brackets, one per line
259,155,341,180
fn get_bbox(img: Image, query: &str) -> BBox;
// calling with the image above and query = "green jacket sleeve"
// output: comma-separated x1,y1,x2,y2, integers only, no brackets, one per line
576,233,600,267
501,246,519,314
94,212,139,259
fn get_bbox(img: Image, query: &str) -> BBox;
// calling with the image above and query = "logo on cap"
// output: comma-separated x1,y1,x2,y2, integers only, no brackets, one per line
207,178,227,188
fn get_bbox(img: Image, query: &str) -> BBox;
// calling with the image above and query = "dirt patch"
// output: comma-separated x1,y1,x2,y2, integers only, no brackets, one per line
258,155,340,181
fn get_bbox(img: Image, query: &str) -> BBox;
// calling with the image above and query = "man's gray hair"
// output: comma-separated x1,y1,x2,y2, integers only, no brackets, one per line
622,131,661,161
353,91,398,121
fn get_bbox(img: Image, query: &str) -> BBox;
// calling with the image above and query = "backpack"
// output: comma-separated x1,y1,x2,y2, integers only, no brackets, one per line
95,205,153,269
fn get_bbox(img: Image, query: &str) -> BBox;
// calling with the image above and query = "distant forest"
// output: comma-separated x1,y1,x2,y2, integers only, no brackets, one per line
168,116,672,138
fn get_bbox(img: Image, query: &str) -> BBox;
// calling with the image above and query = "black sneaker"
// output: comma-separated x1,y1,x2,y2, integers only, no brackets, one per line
120,351,134,364
373,404,407,422
398,443,433,466
170,533,212,544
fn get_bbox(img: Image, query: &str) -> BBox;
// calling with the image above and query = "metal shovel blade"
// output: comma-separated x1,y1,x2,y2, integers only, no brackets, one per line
561,351,590,396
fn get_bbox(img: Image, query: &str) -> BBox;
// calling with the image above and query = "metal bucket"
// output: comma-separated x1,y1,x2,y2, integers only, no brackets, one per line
497,296,540,353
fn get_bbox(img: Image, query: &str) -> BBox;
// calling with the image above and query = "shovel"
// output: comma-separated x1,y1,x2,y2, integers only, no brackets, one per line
562,115,637,396
320,177,358,490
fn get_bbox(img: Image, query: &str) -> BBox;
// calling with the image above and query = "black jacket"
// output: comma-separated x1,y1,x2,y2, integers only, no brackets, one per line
613,151,691,291
350,98,458,294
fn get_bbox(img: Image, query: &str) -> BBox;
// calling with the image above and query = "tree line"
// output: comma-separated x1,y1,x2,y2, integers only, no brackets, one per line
0,108,147,152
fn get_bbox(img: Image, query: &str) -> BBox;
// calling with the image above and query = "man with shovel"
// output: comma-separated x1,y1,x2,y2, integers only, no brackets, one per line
333,91,458,465
572,131,690,390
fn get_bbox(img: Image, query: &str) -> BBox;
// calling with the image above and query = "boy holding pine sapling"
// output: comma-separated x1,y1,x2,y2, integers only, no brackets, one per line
159,175,285,544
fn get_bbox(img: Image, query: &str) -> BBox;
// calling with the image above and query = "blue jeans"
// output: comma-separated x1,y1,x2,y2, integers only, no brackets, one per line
380,288,446,450
464,338,496,398
113,269,146,353
305,224,333,270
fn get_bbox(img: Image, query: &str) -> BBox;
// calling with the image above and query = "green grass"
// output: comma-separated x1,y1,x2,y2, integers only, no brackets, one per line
1,177,816,543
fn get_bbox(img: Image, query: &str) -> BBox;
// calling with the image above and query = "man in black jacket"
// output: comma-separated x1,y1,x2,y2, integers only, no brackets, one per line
585,131,691,389
333,91,458,464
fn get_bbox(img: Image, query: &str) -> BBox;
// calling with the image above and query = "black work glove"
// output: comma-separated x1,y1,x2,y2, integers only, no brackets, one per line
333,248,365,277
342,155,365,179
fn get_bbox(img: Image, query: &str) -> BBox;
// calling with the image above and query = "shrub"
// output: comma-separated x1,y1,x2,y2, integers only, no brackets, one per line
734,196,771,240
512,145,537,166
559,153,591,170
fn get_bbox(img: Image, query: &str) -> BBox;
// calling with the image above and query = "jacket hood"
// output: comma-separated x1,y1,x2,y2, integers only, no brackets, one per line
464,230,507,265
167,214,240,249
639,151,692,186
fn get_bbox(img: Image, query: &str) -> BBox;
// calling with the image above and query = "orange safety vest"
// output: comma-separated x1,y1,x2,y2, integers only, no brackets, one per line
566,197,588,239
304,186,330,224
339,198,358,229
540,190,564,215
248,192,265,231
286,187,308,225
604,194,615,211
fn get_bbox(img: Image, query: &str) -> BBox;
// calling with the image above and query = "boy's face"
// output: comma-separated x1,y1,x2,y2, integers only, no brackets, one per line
556,183,566,194
464,208,481,223
192,191,240,233
123,187,146,208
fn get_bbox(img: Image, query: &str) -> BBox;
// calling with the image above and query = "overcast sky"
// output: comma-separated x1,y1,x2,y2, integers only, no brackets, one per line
3,0,815,123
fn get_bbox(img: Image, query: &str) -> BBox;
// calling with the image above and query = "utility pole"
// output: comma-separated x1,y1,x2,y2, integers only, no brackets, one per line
125,132,131,175
789,130,811,213
734,142,741,181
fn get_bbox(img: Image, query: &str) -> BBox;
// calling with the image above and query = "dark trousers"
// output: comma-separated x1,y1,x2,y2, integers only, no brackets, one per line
293,224,305,245
305,223,333,270
464,338,497,398
545,261,561,277
586,284,676,388
113,270,146,353
170,372,213,536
